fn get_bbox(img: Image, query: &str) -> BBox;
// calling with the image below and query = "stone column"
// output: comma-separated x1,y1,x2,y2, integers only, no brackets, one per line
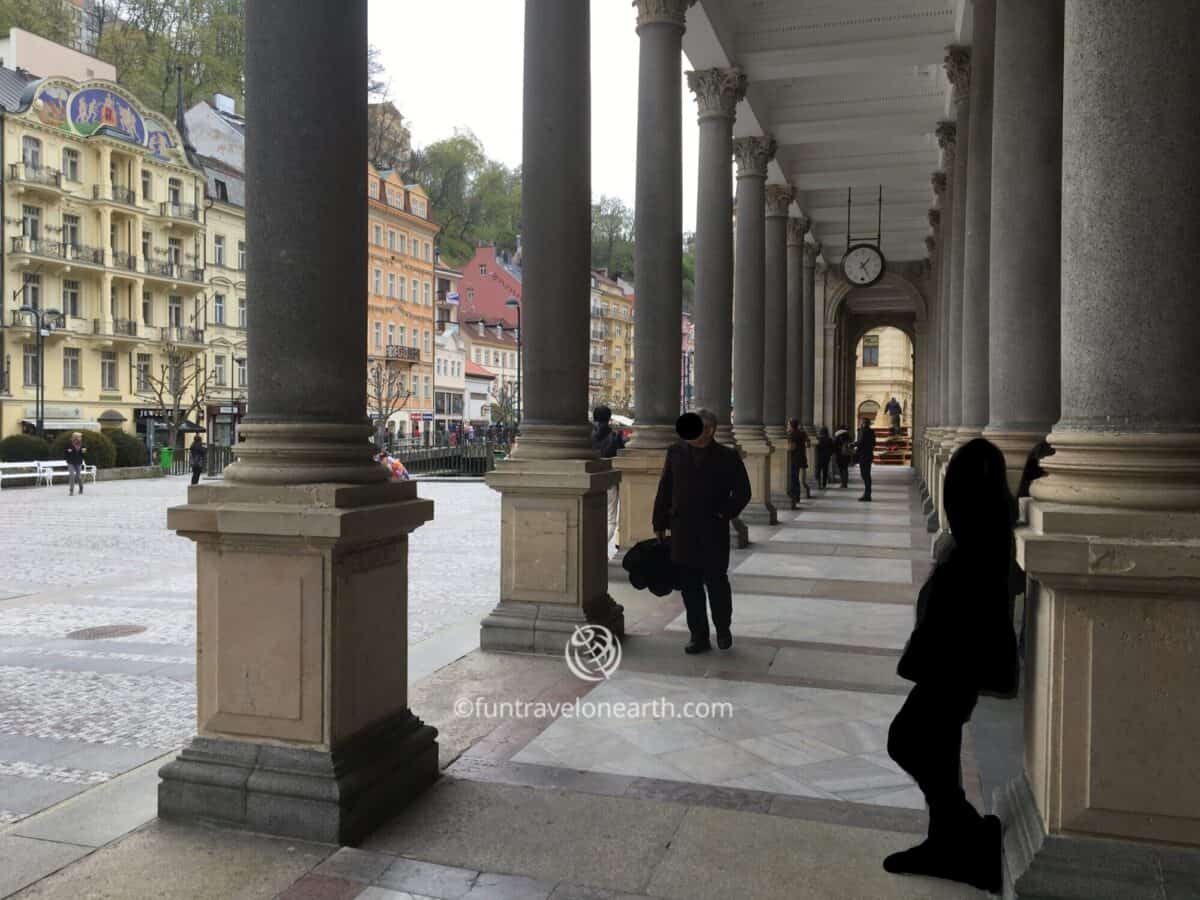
687,67,745,447
983,0,1062,491
159,0,437,844
1005,1,1200,893
615,0,693,549
922,199,944,504
785,216,809,426
487,0,624,648
931,132,955,518
957,0,996,448
763,183,792,504
732,135,777,524
801,240,820,439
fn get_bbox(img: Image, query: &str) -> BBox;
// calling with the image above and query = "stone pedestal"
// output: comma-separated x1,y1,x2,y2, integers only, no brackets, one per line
765,426,790,506
484,453,624,654
159,480,438,844
735,428,777,525
615,446,664,550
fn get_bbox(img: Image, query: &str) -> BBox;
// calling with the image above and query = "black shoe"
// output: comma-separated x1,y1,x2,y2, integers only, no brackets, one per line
858,495,870,502
716,631,732,650
684,640,712,655
884,818,1003,894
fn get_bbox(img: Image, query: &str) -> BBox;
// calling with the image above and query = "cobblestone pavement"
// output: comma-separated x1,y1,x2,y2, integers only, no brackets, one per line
0,474,499,826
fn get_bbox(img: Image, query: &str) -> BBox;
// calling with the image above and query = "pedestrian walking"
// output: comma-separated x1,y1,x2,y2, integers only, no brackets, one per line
592,405,627,545
652,409,751,654
815,426,834,489
885,396,903,436
189,435,207,485
785,419,808,510
884,438,1018,894
65,432,86,496
833,425,852,488
855,418,876,501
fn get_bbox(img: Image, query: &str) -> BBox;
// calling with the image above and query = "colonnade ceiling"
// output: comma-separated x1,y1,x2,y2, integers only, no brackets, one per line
686,0,969,265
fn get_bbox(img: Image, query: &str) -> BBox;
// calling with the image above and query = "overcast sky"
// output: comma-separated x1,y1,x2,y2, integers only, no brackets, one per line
368,0,701,232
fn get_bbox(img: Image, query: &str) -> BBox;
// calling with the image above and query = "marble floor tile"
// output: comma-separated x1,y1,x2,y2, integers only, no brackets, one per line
769,528,913,549
737,733,845,768
786,756,911,795
732,553,913,584
660,740,772,784
775,511,912,527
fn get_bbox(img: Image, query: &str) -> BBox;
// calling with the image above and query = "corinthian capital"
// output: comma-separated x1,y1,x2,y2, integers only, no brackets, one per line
732,135,775,178
931,171,947,197
635,0,695,29
928,208,941,230
925,235,937,258
944,46,971,105
786,216,810,246
686,67,747,121
935,121,957,165
802,241,821,267
765,184,793,217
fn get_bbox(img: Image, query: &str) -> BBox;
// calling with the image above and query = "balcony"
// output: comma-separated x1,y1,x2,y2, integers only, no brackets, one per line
10,235,64,261
112,250,137,272
9,162,62,191
161,201,200,223
386,344,421,362
162,325,205,346
93,318,141,341
93,184,139,207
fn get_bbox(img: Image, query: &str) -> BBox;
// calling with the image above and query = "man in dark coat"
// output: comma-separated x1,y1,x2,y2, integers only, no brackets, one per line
855,418,876,501
652,408,752,654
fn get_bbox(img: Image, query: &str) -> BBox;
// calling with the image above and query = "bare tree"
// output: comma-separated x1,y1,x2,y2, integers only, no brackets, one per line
367,361,412,448
489,380,519,429
137,351,214,451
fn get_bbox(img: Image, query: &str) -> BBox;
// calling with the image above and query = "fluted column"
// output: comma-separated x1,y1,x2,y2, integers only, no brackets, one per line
687,67,745,446
801,240,820,437
1005,2,1200,892
161,0,436,844
940,47,970,466
615,0,694,549
763,183,792,501
983,0,1062,490
732,135,777,523
785,216,809,425
957,0,996,447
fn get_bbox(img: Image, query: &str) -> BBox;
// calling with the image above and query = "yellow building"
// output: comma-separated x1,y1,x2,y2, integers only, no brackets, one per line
366,164,438,444
0,74,209,445
589,269,634,414
854,325,914,430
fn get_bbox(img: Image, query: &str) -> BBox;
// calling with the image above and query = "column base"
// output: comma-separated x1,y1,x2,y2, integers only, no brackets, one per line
615,446,667,550
997,774,1200,900
484,455,624,654
158,710,437,845
765,425,791,505
733,426,777,525
983,428,1047,495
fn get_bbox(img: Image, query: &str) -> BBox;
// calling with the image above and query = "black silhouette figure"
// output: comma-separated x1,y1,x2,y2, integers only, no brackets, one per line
786,418,809,509
833,425,852,488
815,426,834,489
652,409,751,654
1016,439,1055,499
885,438,1019,895
855,418,876,501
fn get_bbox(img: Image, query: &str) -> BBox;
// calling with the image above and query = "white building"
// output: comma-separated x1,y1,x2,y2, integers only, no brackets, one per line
464,360,495,430
433,326,466,440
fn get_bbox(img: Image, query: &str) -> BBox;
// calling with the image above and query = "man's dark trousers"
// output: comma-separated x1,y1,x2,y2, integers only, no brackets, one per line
860,462,873,499
677,566,732,645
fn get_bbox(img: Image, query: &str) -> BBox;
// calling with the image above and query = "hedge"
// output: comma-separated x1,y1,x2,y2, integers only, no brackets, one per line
107,429,149,468
49,429,117,469
0,434,51,461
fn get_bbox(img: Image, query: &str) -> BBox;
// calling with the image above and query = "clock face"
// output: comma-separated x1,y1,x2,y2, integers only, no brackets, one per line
842,244,886,286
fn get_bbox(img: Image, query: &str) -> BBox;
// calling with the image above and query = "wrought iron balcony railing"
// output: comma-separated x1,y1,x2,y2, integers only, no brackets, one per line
112,250,137,271
160,201,200,222
385,344,421,362
10,235,64,259
162,325,205,345
94,318,140,338
9,162,62,189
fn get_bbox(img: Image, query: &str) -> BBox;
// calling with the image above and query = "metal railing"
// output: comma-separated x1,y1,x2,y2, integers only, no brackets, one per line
182,267,204,283
385,344,421,361
93,318,140,338
162,325,205,344
145,259,175,278
161,201,200,222
112,250,137,271
393,442,497,477
67,243,106,265
10,235,64,259
10,162,62,188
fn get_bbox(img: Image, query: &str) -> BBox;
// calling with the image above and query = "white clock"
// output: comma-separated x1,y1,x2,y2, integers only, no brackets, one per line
842,243,886,287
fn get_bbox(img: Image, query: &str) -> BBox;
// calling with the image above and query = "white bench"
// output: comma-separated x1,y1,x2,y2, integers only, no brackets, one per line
37,459,98,486
0,461,41,488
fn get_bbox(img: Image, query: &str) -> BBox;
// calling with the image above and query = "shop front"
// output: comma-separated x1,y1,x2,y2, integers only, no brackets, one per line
206,401,245,447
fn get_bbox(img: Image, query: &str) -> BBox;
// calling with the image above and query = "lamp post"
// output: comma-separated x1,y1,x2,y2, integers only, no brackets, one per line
231,355,246,445
505,296,522,431
18,304,64,438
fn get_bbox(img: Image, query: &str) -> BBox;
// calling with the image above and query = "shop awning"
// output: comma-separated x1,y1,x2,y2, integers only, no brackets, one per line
22,419,100,432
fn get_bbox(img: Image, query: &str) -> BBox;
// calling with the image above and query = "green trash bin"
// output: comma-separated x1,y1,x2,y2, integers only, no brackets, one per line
159,446,174,471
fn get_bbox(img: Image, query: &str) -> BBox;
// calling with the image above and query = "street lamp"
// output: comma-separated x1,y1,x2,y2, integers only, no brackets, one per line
505,296,521,430
231,355,246,445
18,304,64,438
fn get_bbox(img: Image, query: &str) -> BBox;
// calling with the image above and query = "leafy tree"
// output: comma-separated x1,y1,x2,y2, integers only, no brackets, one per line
367,360,412,448
488,380,519,430
591,195,634,278
0,0,76,47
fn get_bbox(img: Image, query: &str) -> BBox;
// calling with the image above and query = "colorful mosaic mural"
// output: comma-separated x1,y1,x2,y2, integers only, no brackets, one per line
29,80,182,163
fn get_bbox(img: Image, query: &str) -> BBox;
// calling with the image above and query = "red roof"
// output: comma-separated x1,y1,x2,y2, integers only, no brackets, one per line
465,360,497,379
458,244,521,329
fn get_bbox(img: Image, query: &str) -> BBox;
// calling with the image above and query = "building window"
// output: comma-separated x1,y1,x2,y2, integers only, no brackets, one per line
479,264,486,275
423,330,430,354
142,291,152,325
63,348,81,388
236,357,247,387
21,136,41,168
168,177,182,206
398,325,406,346
168,237,182,266
387,323,396,345
374,269,382,294
61,147,80,181
214,235,226,266
398,234,406,255
213,293,225,325
238,296,247,328
142,230,151,262
169,295,182,327
214,354,226,386
141,169,152,200
23,345,38,386
62,280,80,318
424,375,431,399
23,273,41,309
411,279,418,301
424,241,431,262
136,353,152,391
22,204,41,240
110,282,120,319
423,282,431,305
62,214,80,249
388,230,396,251
373,224,382,245
398,278,405,301
863,335,880,367
374,321,382,349
213,179,228,202
168,357,183,393
237,240,246,270
387,273,396,298
410,329,418,349
101,351,118,391
369,179,378,199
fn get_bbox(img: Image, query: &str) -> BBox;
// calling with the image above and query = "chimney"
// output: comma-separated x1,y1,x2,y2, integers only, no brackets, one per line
213,93,236,115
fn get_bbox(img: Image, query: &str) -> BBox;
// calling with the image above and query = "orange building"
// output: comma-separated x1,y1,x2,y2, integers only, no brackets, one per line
366,164,439,444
